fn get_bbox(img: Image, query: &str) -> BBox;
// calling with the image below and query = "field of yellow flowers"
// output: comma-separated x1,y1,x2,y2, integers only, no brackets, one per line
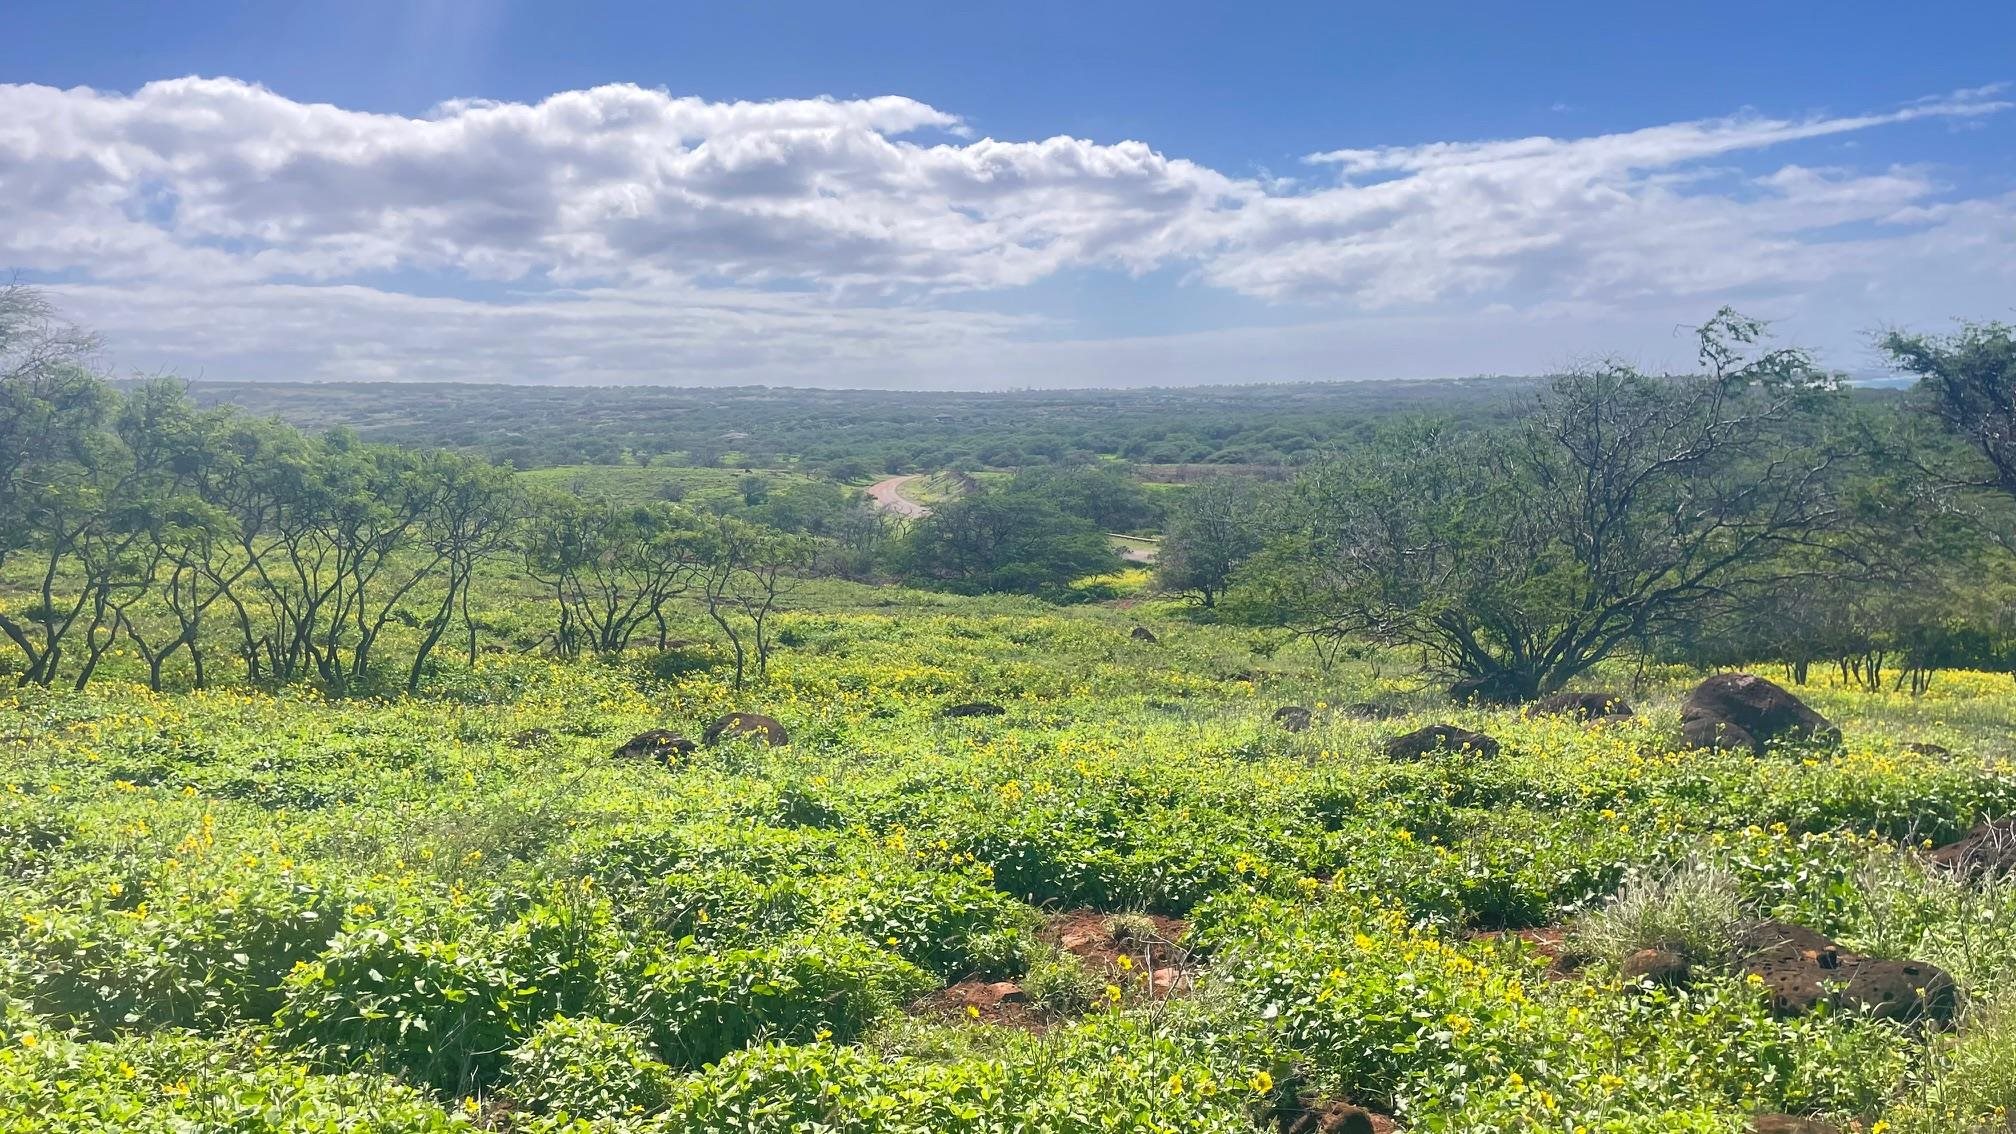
6,586,2016,1132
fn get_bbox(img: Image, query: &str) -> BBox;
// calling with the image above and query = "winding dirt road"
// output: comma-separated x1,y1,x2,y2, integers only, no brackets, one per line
867,474,930,518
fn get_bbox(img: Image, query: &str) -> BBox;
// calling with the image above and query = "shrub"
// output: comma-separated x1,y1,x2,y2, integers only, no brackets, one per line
617,934,930,1068
276,921,534,1094
502,1015,675,1118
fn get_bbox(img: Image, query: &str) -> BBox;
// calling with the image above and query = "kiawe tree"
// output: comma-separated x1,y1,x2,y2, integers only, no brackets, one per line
1247,310,1848,700
1882,320,2016,532
897,492,1117,595
1155,476,1269,608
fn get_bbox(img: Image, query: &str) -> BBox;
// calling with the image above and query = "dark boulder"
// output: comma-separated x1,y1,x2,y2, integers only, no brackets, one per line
1448,673,1525,706
1903,741,1953,757
1383,724,1500,762
942,702,1007,718
1272,705,1314,733
1339,701,1401,720
703,712,789,747
1529,691,1634,721
1130,625,1158,643
611,729,696,764
1681,674,1839,754
1928,816,2016,877
1735,920,1955,1026
1681,714,1760,754
507,727,554,750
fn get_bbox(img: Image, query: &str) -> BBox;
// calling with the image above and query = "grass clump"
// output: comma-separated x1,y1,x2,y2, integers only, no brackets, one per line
1568,859,1749,968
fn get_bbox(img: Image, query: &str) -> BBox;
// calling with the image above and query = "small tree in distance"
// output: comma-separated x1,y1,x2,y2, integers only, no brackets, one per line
1243,309,1849,700
1155,477,1269,608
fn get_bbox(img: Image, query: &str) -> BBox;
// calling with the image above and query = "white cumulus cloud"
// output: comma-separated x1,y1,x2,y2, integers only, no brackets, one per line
0,77,2010,385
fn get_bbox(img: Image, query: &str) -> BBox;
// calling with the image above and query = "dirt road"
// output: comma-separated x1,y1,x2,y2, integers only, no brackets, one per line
867,474,930,518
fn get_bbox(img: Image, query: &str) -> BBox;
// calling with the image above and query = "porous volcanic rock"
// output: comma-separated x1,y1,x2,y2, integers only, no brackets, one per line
1681,674,1839,754
702,712,789,747
1383,724,1500,762
1928,816,2016,877
1130,626,1158,643
1339,701,1401,720
1529,691,1634,721
1272,705,1314,732
1735,920,1955,1026
941,702,1007,718
611,729,696,763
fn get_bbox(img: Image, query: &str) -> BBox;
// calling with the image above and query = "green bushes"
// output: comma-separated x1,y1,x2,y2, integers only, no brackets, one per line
277,921,536,1093
8,609,2016,1131
503,1016,675,1117
623,935,931,1068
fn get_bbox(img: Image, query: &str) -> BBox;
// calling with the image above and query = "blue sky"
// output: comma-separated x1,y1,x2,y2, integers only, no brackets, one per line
2,0,2012,387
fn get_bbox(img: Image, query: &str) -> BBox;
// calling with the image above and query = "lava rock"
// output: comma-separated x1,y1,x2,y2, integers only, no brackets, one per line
1278,1100,1377,1134
1529,691,1634,721
1681,674,1840,755
1620,948,1690,988
941,702,1007,718
1448,673,1525,706
1383,724,1500,762
1130,626,1158,643
611,729,696,763
1736,920,1955,1026
1929,817,2016,877
702,712,789,747
1272,705,1314,732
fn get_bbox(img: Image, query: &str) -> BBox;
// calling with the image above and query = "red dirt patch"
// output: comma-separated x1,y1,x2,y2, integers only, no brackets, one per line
914,978,1045,1031
1468,926,1581,978
1043,909,1196,999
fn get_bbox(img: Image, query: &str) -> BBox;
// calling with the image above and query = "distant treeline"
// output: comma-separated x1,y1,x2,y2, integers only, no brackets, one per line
176,375,1551,474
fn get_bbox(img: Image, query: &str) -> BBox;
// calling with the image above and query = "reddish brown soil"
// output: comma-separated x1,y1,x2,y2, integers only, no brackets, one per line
915,911,1200,1032
1042,909,1196,999
913,978,1046,1031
